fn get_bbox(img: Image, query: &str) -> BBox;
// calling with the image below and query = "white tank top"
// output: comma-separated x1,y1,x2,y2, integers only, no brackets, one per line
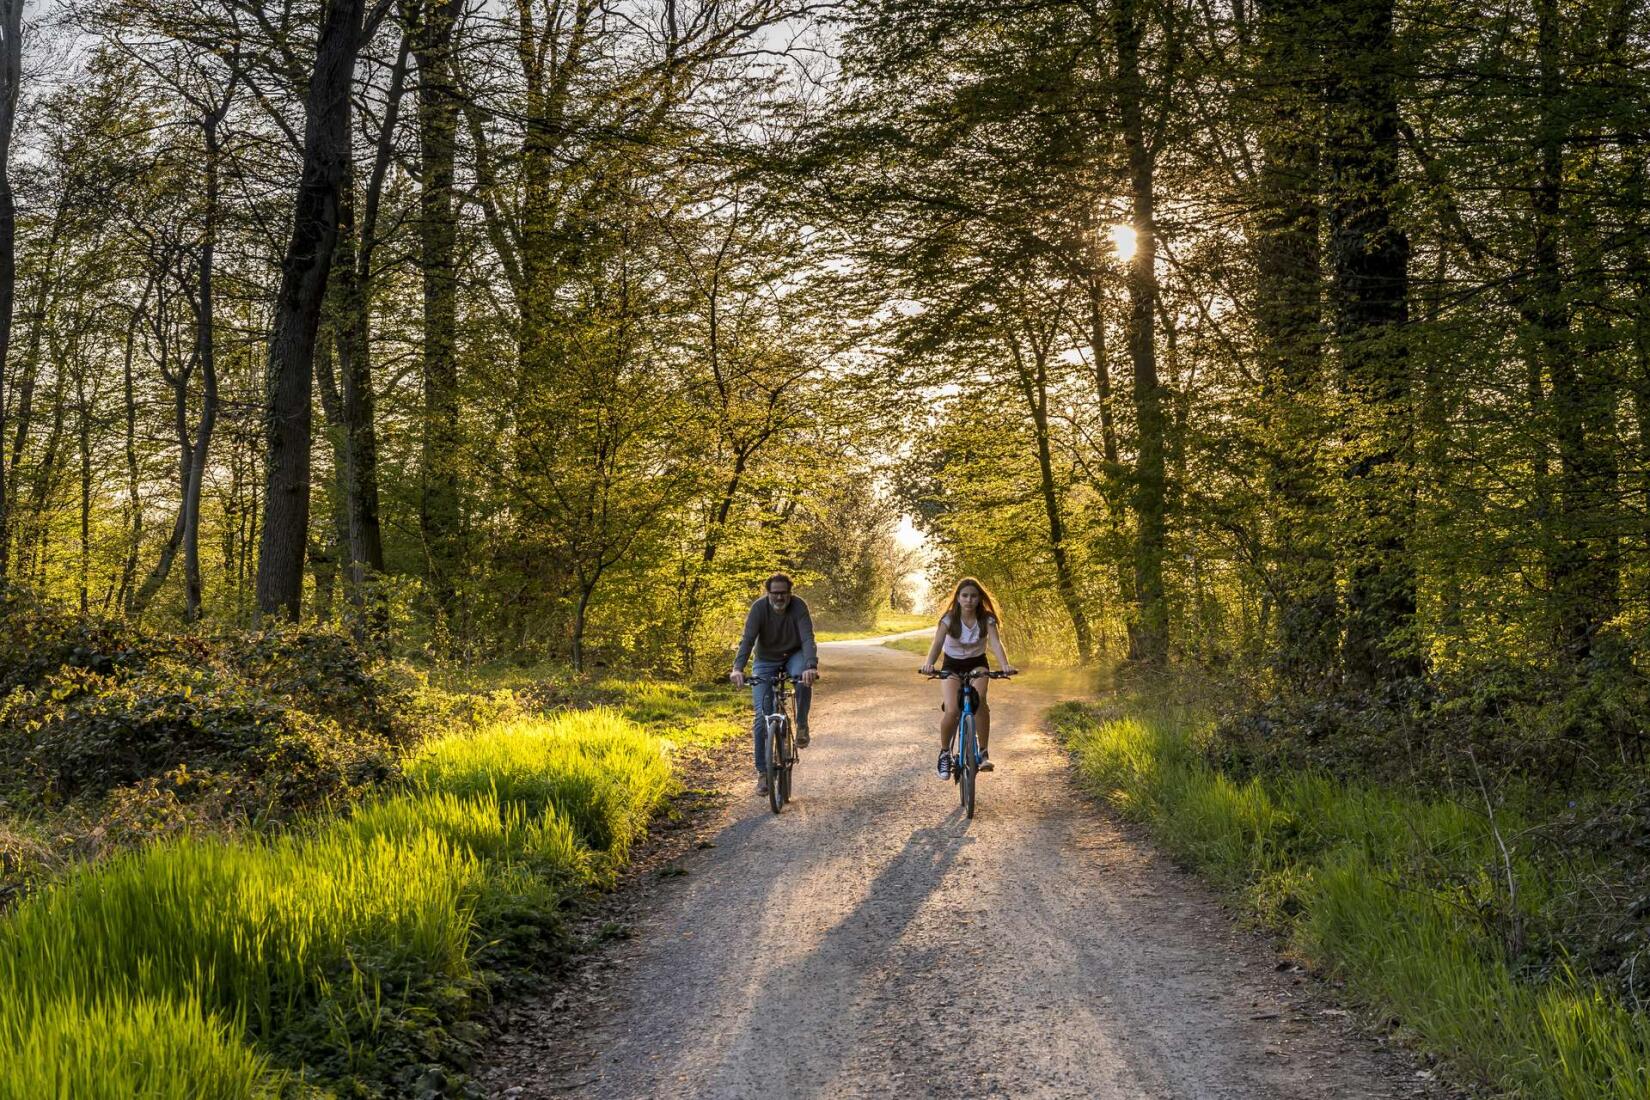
940,614,991,660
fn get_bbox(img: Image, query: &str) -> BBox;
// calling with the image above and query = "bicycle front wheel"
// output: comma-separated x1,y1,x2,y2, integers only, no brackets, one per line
960,716,977,818
767,723,784,814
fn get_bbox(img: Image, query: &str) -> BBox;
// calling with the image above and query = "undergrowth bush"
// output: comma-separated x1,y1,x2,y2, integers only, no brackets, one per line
0,599,482,825
1051,700,1650,1099
1209,654,1650,789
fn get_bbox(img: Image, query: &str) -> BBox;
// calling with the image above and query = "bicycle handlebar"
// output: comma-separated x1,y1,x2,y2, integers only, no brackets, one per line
742,671,820,685
919,668,1016,680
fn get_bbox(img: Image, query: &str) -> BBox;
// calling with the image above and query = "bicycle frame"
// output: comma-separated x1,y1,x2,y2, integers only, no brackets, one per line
752,673,794,741
748,671,798,812
949,672,984,776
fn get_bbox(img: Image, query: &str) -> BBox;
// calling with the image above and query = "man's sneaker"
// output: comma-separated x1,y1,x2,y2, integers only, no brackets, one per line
977,751,994,772
756,773,770,796
936,751,952,780
796,726,810,748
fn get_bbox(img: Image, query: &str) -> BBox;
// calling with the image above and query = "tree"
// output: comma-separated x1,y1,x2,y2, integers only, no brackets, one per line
1252,0,1335,683
256,0,376,621
0,0,22,586
1323,0,1418,684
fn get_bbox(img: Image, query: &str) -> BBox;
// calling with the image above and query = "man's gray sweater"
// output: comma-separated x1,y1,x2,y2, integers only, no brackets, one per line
733,597,819,670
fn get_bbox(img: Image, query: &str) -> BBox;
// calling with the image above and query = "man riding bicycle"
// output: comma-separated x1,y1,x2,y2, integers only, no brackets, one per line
729,572,820,796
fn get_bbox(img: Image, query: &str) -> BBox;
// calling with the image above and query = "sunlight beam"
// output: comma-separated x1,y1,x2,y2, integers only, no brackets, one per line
1110,223,1138,262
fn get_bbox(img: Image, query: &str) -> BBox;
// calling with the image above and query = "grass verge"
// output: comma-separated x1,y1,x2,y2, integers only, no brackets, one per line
0,705,700,1097
882,635,930,656
1048,699,1650,1100
815,611,933,642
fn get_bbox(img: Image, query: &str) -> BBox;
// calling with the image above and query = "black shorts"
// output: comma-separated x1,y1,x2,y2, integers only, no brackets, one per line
941,654,988,675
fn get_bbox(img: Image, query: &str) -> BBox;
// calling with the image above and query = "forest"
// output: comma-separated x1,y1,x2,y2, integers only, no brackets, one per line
1,0,1649,1095
4,0,1648,688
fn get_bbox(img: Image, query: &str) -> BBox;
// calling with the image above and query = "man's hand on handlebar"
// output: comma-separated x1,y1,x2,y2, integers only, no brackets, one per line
801,668,819,686
729,668,745,689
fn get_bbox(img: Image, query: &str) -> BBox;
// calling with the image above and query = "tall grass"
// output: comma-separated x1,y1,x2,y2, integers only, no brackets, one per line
0,992,275,1100
1051,702,1650,1099
0,829,481,1040
406,708,674,859
0,708,676,1095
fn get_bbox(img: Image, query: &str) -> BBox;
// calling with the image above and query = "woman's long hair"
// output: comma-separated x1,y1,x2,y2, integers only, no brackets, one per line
942,576,1001,638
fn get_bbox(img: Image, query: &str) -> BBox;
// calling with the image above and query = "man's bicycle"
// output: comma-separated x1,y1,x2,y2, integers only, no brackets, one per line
749,672,801,814
923,667,1015,819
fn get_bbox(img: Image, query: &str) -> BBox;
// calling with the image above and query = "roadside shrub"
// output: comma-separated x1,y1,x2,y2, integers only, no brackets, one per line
222,626,435,751
0,658,395,810
345,790,588,887
0,663,688,1095
0,602,462,820
0,829,482,1039
1208,656,1650,791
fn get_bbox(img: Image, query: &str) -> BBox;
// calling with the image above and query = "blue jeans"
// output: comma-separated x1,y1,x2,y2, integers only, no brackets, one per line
751,651,812,774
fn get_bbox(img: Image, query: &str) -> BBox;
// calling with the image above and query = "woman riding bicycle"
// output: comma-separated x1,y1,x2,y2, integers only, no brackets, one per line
920,577,1017,778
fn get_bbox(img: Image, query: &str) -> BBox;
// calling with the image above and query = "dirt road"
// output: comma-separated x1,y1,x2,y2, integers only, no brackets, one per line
481,639,1444,1099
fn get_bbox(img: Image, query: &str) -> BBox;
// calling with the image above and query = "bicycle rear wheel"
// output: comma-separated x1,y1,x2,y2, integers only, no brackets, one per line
767,722,784,814
960,715,977,818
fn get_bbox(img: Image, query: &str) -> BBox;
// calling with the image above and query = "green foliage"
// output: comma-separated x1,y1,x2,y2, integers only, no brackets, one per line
0,605,467,820
219,626,432,750
0,587,184,698
0,659,394,810
1209,657,1650,788
1050,700,1650,1099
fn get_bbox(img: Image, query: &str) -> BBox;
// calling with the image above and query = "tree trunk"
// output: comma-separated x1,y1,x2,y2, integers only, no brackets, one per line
1009,329,1095,663
1324,0,1419,684
256,0,368,621
1255,0,1335,683
571,577,595,672
0,0,20,587
1115,0,1169,665
413,0,463,623
679,452,753,672
328,162,388,627
116,291,146,614
75,366,89,614
1529,0,1618,659
184,111,225,623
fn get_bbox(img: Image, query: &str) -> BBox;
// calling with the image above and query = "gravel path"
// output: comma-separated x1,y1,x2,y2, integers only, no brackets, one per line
479,640,1451,1099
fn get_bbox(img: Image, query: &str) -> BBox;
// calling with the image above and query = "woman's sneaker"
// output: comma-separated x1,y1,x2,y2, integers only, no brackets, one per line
977,751,994,772
936,751,952,780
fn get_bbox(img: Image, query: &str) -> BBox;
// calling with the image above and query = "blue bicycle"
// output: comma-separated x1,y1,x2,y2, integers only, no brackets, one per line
923,667,1014,819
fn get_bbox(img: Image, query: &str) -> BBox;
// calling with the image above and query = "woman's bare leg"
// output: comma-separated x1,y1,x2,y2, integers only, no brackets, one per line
940,677,961,752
